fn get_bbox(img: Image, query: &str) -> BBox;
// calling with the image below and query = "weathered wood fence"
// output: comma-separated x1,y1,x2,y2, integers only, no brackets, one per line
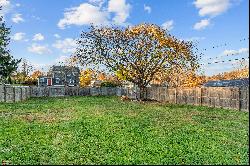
0,84,31,103
0,84,248,111
143,87,249,112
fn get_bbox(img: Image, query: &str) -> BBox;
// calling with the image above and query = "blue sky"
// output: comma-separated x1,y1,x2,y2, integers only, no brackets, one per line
1,0,249,76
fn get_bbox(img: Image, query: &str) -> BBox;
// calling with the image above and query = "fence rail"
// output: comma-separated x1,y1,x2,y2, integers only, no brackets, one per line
0,84,248,112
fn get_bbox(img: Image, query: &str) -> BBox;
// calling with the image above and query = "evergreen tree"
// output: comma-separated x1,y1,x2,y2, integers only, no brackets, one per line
0,7,21,83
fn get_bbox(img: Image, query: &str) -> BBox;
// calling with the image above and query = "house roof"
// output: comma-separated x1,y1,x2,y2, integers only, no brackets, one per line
52,66,80,73
38,76,52,79
203,78,249,87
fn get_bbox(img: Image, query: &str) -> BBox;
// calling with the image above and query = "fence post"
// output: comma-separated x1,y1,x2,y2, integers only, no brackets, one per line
0,84,4,102
4,84,6,102
238,87,241,111
208,87,212,107
13,86,15,102
200,87,203,106
196,87,202,106
29,86,31,98
48,87,51,97
20,87,23,101
174,88,177,104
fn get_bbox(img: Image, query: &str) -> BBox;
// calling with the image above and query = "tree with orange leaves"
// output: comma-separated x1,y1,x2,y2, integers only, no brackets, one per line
74,24,199,100
31,70,43,80
79,69,94,87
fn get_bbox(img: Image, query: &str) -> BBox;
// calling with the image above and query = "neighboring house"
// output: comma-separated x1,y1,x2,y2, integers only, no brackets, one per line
202,78,249,87
38,66,80,86
38,77,53,86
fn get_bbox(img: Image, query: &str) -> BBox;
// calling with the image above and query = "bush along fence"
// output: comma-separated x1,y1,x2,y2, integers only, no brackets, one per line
0,84,248,112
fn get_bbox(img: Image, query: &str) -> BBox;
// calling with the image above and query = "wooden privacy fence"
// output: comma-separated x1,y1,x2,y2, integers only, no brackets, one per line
0,84,249,112
0,85,123,102
143,87,249,112
0,84,31,103
29,86,123,97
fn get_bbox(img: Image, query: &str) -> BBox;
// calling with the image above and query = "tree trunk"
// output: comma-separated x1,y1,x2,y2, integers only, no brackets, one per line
136,85,147,101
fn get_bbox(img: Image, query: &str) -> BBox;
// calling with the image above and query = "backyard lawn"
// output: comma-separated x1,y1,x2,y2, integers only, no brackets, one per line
0,96,249,165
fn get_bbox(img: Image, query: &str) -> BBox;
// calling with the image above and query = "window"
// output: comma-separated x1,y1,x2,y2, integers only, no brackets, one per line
40,78,45,82
73,72,78,76
69,79,75,84
55,78,60,84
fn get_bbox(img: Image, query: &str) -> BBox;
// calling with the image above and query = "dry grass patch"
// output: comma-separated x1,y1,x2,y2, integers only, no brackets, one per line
15,108,75,123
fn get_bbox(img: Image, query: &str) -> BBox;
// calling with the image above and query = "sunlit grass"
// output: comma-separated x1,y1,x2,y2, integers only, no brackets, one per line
0,96,248,165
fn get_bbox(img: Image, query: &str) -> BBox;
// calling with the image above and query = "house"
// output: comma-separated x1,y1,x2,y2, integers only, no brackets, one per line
38,77,53,86
38,66,80,86
202,78,249,87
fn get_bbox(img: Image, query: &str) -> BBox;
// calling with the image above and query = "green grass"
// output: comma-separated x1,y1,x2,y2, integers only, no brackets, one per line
0,96,249,165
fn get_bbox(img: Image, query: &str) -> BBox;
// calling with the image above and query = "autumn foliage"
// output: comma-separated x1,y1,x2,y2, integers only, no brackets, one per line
207,67,249,81
74,24,199,100
79,69,94,87
154,66,249,88
79,69,121,87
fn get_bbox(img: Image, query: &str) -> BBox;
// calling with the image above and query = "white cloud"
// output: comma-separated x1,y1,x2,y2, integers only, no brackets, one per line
223,50,238,55
53,38,77,54
193,19,210,30
162,20,174,31
193,0,238,31
58,3,109,29
28,43,51,55
223,48,249,56
54,34,61,38
32,33,45,41
58,0,131,28
194,0,231,17
31,63,51,72
108,0,131,24
15,3,21,7
203,47,249,62
88,0,105,7
239,48,249,54
12,32,26,41
0,0,10,6
55,55,70,63
183,36,206,42
11,13,24,23
0,0,11,16
31,15,42,21
144,4,151,14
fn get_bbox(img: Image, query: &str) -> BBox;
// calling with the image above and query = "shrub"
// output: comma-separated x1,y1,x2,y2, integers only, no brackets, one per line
100,81,119,87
